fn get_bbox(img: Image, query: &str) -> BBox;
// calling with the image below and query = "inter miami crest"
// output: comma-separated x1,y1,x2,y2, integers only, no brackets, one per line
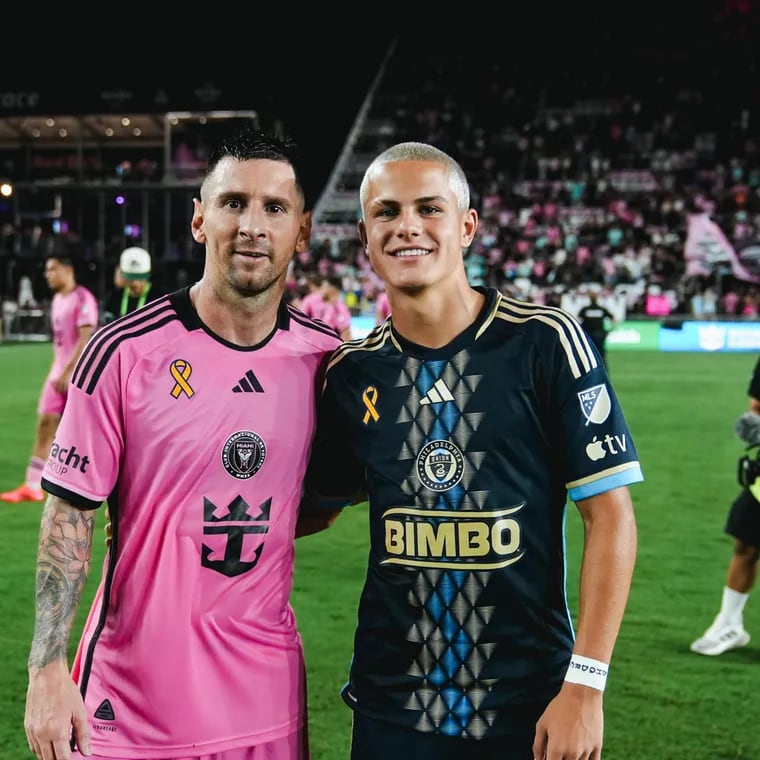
221,430,266,479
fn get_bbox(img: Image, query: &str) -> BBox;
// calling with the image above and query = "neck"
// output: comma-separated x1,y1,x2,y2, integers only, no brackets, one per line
190,279,282,346
127,281,148,296
388,283,485,349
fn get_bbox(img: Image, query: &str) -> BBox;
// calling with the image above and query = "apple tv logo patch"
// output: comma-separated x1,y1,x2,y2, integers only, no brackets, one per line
585,433,627,461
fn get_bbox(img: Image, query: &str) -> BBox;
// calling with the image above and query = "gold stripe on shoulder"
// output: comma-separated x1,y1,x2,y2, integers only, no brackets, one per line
474,291,505,338
327,321,395,372
495,297,597,379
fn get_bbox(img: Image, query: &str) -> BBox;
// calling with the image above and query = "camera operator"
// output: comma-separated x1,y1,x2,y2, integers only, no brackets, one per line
690,356,760,656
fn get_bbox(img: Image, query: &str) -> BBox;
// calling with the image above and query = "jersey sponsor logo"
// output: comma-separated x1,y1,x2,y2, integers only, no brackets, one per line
45,441,90,476
169,358,195,398
585,433,628,461
578,384,611,424
420,378,454,405
381,504,525,569
232,369,264,393
416,439,464,492
221,431,266,479
202,495,270,576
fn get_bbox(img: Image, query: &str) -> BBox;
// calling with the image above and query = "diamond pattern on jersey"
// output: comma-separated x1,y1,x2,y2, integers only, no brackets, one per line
395,352,496,738
396,356,484,509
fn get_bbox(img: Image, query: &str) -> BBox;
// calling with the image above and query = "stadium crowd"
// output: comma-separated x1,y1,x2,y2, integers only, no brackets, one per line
287,7,760,322
2,4,760,328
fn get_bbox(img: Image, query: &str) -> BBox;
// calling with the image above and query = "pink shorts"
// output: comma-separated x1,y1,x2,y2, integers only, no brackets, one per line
37,377,67,416
71,730,308,760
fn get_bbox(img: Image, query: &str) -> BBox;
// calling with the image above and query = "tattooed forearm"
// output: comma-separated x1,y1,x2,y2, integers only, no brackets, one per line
28,495,96,670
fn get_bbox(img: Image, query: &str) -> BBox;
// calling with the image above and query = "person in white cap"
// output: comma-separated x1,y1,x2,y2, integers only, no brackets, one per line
100,246,162,544
102,246,160,324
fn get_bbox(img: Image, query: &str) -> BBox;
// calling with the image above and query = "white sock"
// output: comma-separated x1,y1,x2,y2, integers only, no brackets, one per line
717,586,750,627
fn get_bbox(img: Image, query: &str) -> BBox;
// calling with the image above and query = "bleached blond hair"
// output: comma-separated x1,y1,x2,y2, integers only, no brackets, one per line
359,141,471,218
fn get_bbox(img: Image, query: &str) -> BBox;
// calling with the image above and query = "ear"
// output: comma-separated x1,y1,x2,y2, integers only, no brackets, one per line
190,197,205,244
295,210,312,253
358,219,368,250
461,209,479,248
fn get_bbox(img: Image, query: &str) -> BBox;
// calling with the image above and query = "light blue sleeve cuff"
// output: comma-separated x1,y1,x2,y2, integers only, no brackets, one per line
568,464,644,502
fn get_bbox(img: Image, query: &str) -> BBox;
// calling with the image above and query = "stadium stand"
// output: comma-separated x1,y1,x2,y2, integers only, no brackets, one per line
1,2,760,332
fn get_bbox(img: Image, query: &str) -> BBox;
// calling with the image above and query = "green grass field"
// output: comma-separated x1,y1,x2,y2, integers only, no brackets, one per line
1,342,759,759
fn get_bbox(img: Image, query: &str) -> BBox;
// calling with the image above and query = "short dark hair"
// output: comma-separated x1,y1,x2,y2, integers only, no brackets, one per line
45,241,79,272
325,274,343,291
205,125,311,210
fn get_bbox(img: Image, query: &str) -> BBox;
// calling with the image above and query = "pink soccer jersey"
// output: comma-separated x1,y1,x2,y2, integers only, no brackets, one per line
41,288,340,758
375,291,391,322
317,300,352,335
297,294,350,335
49,284,99,376
296,290,323,319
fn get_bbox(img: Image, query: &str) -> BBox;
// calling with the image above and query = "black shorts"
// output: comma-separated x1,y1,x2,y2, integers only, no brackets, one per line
349,712,534,760
725,488,760,546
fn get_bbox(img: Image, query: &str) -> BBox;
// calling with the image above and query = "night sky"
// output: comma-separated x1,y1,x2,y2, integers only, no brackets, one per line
2,2,757,202
1,22,395,202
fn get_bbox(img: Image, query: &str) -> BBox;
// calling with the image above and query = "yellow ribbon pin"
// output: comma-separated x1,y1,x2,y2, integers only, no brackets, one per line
362,385,379,424
170,359,195,398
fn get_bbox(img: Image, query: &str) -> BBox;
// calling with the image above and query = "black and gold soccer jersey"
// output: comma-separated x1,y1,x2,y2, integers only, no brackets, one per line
307,287,643,739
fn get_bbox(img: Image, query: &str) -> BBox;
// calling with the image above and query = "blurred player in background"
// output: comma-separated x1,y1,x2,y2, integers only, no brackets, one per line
577,290,616,368
1,248,98,503
297,273,352,339
690,355,760,656
303,142,642,760
374,289,390,324
23,128,339,760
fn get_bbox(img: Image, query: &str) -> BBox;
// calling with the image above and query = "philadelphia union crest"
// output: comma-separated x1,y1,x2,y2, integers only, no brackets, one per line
222,431,266,479
416,439,465,492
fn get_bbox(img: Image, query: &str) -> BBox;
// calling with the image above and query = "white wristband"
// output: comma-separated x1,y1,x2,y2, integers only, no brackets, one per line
564,654,608,692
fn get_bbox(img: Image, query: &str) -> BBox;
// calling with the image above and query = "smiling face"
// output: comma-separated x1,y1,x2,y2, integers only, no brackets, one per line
191,156,310,299
358,160,477,295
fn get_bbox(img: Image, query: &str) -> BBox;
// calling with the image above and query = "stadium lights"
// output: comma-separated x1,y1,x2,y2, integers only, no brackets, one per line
0,181,13,198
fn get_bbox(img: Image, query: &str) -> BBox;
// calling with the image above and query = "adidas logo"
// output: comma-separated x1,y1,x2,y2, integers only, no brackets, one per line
94,699,115,720
420,378,454,405
232,370,264,393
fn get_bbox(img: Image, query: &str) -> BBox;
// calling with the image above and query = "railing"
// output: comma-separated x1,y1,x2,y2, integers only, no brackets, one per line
2,306,49,342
